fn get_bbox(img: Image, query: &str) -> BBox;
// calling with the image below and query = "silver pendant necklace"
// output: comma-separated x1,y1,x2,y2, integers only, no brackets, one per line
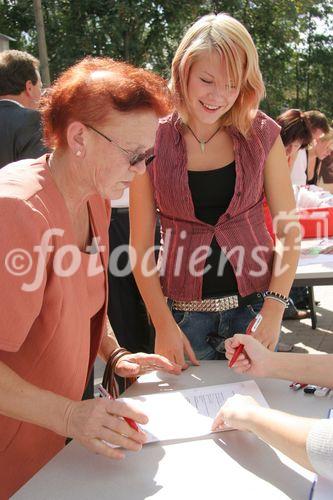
186,124,221,153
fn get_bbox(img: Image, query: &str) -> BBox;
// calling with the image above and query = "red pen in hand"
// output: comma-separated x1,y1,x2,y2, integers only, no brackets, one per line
228,314,263,368
97,384,139,431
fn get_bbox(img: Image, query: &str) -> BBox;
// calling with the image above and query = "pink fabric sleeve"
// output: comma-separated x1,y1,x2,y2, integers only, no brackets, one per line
0,198,49,351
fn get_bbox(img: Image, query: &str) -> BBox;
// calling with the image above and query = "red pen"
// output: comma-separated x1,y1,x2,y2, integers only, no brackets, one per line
97,384,139,431
289,382,308,391
228,314,263,368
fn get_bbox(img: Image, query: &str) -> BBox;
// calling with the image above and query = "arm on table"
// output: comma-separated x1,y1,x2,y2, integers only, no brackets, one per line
213,395,316,472
99,316,181,376
225,333,333,388
0,359,147,459
129,172,198,369
212,335,333,476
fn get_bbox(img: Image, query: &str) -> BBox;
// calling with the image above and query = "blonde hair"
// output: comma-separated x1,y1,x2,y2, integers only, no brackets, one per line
170,13,265,136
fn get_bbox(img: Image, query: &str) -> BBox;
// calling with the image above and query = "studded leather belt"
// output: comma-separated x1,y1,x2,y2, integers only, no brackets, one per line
172,293,262,313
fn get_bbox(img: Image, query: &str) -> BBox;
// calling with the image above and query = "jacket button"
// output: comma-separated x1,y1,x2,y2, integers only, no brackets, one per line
237,191,241,197
226,213,231,220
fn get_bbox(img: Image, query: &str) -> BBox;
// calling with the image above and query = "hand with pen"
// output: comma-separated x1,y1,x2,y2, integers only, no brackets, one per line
211,336,333,477
62,352,181,460
212,335,275,431
225,333,274,377
63,397,148,460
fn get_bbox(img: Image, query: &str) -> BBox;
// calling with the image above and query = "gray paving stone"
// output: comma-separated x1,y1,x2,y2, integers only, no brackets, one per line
282,286,333,353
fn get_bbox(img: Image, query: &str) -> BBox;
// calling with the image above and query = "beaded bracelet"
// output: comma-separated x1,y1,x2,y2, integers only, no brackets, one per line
263,290,289,308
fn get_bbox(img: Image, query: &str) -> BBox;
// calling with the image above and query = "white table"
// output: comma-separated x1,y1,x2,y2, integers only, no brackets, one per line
14,362,332,500
294,237,333,329
295,238,333,286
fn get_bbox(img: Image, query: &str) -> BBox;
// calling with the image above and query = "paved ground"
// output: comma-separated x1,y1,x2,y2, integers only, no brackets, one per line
281,285,333,354
94,285,333,385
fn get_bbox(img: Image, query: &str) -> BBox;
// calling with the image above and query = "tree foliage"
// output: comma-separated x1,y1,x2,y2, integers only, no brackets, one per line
0,0,331,118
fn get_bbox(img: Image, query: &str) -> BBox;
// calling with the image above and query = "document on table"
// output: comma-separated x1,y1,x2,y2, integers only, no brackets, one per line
120,380,268,443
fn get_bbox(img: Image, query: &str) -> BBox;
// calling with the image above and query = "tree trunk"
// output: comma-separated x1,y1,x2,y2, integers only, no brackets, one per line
295,54,299,108
33,0,51,86
305,12,313,110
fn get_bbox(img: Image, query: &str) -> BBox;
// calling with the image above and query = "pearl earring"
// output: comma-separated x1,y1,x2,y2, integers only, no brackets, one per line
75,150,82,157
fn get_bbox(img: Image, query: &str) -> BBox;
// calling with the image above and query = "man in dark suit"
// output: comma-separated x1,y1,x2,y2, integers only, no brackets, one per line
0,50,48,169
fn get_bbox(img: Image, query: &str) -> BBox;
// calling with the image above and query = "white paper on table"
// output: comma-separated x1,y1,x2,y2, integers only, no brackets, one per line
120,379,268,444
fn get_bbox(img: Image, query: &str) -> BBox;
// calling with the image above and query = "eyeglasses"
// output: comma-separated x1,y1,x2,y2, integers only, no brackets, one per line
84,124,155,166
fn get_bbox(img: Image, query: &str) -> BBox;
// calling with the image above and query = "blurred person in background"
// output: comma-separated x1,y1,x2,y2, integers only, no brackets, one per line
274,109,312,322
307,128,333,185
276,109,312,168
0,50,48,168
287,111,330,316
291,110,329,186
320,150,333,194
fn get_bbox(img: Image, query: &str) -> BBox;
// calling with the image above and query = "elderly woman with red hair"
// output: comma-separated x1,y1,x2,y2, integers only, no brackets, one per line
0,57,180,497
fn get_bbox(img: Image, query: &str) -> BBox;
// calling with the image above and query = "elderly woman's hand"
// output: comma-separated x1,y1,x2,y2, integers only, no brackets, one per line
64,397,148,459
115,352,182,377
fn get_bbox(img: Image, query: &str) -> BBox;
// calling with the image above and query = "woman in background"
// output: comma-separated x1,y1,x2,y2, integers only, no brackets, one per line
274,109,312,322
276,109,312,168
307,129,333,185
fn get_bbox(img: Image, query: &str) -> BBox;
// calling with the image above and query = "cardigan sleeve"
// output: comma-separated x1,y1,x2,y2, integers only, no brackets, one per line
306,418,333,480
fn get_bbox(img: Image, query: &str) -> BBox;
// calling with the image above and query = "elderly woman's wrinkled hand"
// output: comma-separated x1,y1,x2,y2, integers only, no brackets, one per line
115,352,182,377
64,398,148,459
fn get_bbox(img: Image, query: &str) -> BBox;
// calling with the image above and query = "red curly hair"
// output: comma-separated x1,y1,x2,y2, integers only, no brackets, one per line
42,57,173,149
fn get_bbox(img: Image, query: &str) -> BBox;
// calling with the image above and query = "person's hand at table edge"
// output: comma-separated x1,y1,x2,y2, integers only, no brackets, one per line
115,352,182,377
154,324,200,371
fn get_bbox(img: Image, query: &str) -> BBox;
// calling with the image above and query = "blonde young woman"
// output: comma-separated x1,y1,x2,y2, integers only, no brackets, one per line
130,14,300,368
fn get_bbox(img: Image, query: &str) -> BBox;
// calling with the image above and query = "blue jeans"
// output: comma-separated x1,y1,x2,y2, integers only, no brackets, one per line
168,297,264,360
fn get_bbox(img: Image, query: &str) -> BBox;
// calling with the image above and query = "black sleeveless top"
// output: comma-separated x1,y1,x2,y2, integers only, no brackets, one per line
188,162,239,298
